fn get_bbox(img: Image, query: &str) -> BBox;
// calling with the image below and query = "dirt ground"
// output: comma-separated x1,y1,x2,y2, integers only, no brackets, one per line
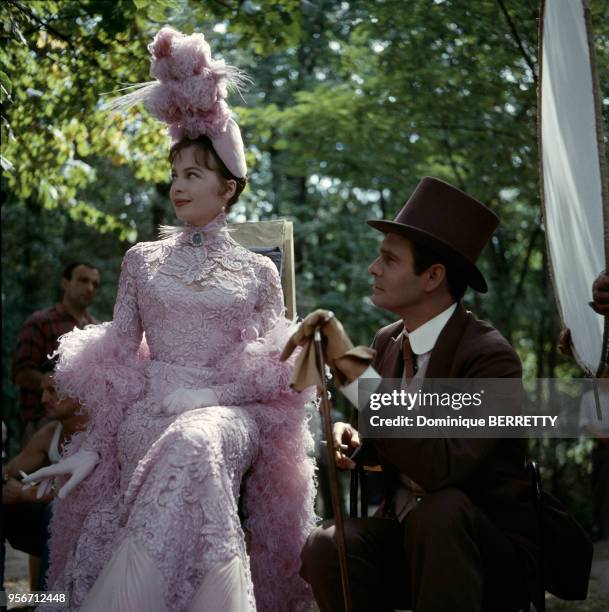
546,538,609,611
3,539,608,611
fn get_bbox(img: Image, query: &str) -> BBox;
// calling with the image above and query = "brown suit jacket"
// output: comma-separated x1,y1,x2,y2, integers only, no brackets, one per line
360,304,592,601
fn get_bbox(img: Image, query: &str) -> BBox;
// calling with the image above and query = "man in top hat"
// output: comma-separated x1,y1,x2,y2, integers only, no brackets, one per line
285,177,592,611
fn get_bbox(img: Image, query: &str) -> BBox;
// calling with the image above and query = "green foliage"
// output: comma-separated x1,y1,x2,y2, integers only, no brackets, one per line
1,0,607,526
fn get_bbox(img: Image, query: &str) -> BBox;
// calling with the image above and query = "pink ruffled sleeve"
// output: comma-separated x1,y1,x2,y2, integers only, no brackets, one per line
53,246,147,454
210,256,295,406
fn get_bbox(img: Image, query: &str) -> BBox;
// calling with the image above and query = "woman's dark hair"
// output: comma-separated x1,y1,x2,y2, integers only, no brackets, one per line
168,135,247,209
410,241,468,301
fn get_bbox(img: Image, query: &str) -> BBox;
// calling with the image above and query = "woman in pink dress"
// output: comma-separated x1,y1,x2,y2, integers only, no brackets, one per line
25,27,316,612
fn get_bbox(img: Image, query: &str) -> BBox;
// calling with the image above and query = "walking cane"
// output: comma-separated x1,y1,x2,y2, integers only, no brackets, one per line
314,327,353,612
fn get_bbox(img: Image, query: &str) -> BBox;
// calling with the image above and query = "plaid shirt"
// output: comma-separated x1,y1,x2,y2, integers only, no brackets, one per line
12,303,98,422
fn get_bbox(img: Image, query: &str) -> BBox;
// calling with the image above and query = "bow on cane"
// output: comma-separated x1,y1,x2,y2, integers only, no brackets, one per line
280,310,375,612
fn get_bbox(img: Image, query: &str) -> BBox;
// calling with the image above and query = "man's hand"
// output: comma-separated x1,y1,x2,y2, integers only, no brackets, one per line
558,328,573,357
281,309,374,386
591,273,609,315
332,422,361,470
3,474,54,504
22,449,99,499
2,476,26,504
281,310,350,360
158,388,219,415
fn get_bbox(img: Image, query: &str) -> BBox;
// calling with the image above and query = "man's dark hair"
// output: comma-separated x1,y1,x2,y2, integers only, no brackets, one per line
411,242,468,301
63,262,98,280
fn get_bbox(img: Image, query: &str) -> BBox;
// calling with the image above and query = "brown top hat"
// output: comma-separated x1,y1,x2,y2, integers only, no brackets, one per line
367,177,499,293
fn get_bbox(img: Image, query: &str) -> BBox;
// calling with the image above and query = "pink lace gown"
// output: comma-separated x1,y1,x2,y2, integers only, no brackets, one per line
40,213,316,612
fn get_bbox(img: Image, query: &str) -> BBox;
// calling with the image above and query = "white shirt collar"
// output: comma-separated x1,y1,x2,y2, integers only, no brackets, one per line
400,303,457,356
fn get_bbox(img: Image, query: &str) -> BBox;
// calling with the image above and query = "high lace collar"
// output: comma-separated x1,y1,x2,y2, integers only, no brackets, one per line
184,211,227,234
158,212,229,246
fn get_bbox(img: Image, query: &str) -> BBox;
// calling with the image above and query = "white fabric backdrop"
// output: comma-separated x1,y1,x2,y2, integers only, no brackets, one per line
540,0,608,374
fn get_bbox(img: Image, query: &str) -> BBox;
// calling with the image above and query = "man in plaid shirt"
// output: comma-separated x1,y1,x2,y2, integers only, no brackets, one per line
12,262,101,441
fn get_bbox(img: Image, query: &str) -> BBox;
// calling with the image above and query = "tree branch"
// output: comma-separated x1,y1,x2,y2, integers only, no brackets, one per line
423,122,519,138
210,0,234,10
8,0,74,47
496,0,538,88
6,0,133,85
508,221,542,313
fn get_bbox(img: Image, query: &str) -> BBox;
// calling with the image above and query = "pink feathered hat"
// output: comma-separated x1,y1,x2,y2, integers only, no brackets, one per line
108,26,248,178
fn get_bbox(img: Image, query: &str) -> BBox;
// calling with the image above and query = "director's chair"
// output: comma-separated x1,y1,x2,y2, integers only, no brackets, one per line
229,219,296,320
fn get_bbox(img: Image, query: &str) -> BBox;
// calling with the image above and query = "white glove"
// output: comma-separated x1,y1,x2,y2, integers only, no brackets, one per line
160,387,219,415
22,449,99,500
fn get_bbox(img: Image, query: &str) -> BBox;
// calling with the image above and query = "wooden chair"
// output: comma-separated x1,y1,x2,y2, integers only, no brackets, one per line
229,219,296,319
526,459,546,612
229,218,297,547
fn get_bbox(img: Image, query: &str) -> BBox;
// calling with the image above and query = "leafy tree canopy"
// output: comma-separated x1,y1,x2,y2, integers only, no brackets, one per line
1,0,607,523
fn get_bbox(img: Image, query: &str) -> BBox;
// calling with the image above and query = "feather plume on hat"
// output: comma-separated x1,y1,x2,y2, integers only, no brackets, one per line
106,26,249,177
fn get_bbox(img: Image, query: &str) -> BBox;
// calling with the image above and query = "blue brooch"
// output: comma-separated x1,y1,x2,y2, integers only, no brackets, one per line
190,232,204,247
